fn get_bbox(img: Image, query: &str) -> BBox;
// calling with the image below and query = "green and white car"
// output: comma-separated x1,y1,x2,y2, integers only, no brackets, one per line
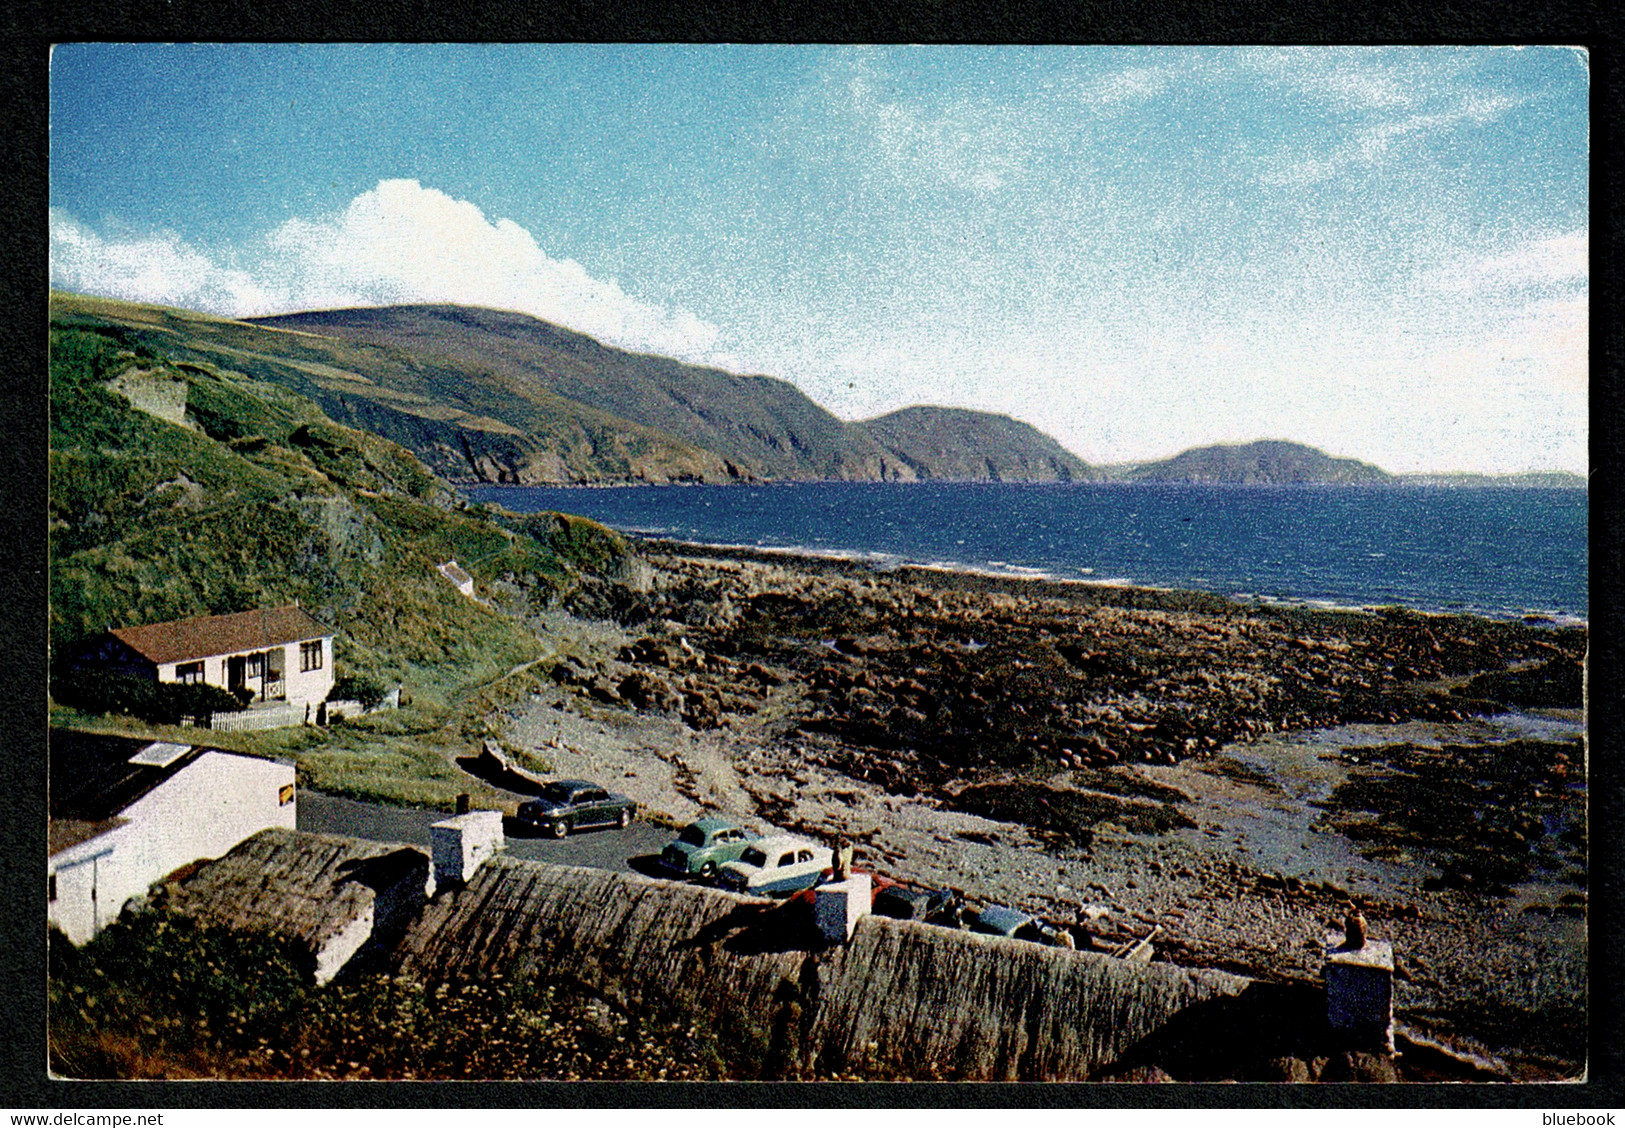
659,817,758,880
716,835,833,897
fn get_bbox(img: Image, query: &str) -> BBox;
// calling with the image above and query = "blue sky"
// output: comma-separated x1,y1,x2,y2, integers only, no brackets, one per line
50,44,1589,474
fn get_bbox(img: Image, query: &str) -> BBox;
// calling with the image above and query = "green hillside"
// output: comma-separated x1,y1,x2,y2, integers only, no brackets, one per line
53,294,1112,486
48,315,638,803
68,294,1531,492
1115,440,1392,485
51,294,736,486
249,304,915,481
853,406,1100,482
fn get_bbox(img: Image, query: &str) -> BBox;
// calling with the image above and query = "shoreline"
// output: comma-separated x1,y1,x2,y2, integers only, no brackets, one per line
627,535,1591,629
464,482,1589,626
458,478,1589,491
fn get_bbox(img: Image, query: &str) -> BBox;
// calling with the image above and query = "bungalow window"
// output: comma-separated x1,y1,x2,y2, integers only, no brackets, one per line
300,640,323,672
48,873,56,903
176,661,204,684
246,653,264,678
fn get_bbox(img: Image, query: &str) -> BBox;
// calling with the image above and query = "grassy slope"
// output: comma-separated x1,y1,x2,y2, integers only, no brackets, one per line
249,304,913,481
50,293,734,485
49,319,634,806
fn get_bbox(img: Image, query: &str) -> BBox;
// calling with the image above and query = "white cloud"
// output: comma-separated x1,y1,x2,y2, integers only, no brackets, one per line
1076,64,1173,106
50,180,724,363
49,209,279,315
1240,49,1426,111
774,56,1030,194
1428,232,1588,295
1255,58,1525,188
1468,296,1588,386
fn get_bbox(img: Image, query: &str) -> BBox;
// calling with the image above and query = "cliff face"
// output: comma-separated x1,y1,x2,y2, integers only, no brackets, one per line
67,295,1522,489
852,406,1100,482
251,305,913,482
52,294,737,485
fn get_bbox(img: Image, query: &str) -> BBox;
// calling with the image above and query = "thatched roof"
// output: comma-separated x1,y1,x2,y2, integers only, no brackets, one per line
160,827,429,961
811,915,1250,1080
392,854,1252,1081
395,856,803,1017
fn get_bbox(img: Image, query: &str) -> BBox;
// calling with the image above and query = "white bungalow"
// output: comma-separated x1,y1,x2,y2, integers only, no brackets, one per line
79,605,336,718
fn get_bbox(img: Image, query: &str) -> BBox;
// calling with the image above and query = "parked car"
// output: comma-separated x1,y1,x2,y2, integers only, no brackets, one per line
660,817,758,880
515,779,636,838
969,904,1064,945
716,836,833,896
872,883,962,926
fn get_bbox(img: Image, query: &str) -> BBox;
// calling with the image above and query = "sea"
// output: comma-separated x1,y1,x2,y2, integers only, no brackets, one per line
465,482,1589,623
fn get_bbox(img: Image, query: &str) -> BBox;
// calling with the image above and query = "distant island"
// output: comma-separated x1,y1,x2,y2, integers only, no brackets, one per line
1100,441,1585,488
51,293,1584,489
1100,440,1389,485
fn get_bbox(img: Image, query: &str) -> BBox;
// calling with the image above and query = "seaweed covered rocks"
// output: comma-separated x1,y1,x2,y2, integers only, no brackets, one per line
592,545,1583,833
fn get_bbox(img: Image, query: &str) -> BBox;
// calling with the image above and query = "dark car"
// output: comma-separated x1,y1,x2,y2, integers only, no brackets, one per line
872,884,961,927
516,779,636,838
969,904,1064,945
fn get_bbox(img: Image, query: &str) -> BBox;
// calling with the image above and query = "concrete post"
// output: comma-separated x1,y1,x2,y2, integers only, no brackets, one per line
814,873,871,944
430,810,505,888
1324,927,1395,1053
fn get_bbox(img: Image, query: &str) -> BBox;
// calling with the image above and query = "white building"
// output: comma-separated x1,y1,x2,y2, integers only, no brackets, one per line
48,731,297,945
78,604,336,721
437,560,475,599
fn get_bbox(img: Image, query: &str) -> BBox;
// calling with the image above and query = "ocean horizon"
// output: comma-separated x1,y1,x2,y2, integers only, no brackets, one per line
468,482,1589,623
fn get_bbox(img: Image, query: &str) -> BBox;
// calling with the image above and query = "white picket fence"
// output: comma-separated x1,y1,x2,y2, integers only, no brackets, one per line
208,685,399,731
209,701,307,731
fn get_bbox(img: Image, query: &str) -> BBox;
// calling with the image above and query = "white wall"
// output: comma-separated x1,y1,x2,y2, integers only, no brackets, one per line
430,811,505,885
283,637,334,709
155,637,334,711
157,655,224,686
49,752,297,945
49,828,133,946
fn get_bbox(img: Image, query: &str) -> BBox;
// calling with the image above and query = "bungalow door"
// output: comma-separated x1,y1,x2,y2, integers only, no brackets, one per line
227,655,246,696
263,647,285,700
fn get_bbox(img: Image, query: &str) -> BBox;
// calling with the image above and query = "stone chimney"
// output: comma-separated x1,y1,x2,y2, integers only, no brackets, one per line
1323,909,1394,1053
430,809,505,888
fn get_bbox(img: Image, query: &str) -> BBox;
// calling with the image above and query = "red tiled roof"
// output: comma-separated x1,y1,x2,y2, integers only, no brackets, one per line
110,605,332,665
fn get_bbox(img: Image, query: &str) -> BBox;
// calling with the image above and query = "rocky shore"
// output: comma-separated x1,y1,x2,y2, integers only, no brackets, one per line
490,542,1587,1080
